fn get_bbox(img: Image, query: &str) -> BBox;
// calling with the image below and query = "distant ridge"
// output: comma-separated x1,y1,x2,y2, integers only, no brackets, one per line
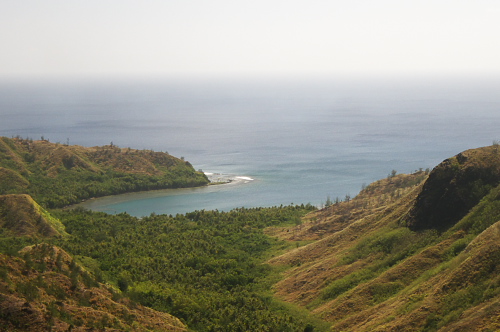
0,136,209,208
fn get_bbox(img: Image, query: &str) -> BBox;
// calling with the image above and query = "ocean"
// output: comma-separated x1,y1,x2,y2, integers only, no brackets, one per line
1,76,499,216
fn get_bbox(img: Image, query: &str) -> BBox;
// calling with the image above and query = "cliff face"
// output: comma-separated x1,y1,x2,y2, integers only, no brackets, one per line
406,146,500,231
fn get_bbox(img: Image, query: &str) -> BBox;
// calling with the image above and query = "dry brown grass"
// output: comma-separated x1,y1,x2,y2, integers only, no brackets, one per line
3,137,187,178
0,244,187,331
266,148,500,331
268,174,426,309
0,194,67,237
267,172,427,242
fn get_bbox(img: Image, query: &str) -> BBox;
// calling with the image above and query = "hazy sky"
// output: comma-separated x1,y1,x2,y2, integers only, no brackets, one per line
1,0,499,79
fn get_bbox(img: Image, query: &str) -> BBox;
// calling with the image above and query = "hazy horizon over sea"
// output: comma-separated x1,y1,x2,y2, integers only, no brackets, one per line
1,76,499,216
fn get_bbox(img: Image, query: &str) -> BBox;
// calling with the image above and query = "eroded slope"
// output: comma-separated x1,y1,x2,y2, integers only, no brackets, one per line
0,244,186,331
269,145,500,331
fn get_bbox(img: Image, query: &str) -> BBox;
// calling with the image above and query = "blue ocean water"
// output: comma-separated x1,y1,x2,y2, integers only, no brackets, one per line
1,77,499,216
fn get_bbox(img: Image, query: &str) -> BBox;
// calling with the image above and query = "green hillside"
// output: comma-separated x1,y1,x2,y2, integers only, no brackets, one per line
0,137,209,208
2,144,500,331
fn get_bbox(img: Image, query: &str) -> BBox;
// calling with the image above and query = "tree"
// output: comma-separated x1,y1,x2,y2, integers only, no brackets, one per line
118,278,129,292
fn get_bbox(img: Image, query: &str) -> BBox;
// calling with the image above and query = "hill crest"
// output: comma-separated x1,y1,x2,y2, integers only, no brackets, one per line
0,194,67,237
0,136,209,207
406,145,500,230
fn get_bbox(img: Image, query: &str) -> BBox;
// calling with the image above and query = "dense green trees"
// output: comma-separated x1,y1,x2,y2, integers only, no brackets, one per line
44,205,324,331
26,166,208,208
0,136,327,329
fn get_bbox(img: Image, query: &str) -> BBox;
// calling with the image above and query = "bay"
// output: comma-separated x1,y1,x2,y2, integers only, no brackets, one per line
1,76,499,216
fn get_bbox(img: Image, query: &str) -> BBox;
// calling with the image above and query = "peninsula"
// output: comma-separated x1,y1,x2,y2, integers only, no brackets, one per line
0,136,209,208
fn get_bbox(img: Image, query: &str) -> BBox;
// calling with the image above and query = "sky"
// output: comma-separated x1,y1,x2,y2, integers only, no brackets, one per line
1,0,500,80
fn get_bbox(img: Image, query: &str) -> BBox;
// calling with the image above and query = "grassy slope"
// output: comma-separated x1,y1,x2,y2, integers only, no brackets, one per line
269,145,500,331
0,195,187,331
2,144,500,331
0,136,209,208
0,194,68,238
0,244,186,331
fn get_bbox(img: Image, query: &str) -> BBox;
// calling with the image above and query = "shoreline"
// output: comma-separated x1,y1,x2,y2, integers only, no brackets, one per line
69,172,256,212
205,173,255,185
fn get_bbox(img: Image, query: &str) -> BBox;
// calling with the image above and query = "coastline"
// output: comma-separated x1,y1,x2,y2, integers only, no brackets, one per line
70,172,256,214
205,172,255,185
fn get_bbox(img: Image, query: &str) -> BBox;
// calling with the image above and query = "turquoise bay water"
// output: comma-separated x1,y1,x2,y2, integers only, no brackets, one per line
1,77,499,216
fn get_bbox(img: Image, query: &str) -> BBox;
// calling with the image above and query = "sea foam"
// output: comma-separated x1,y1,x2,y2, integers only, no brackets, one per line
235,176,254,181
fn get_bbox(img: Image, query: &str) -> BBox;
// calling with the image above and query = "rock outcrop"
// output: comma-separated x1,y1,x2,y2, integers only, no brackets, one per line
406,146,500,230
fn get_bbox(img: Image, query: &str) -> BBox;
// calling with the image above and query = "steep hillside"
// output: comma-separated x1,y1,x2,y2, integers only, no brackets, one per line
268,145,500,331
0,197,187,331
0,200,325,331
0,136,208,207
406,145,500,230
0,194,67,237
3,143,500,331
266,171,428,242
0,243,186,331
